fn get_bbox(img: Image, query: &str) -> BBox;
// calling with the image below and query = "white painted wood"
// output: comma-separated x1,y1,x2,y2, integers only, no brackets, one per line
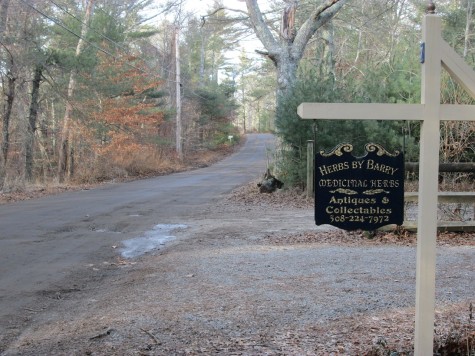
405,191,475,203
415,15,441,354
441,40,475,98
298,103,475,122
297,103,424,120
402,220,475,232
441,105,475,121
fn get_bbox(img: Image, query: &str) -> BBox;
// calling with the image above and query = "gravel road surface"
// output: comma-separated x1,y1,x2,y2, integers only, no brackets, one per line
0,133,473,355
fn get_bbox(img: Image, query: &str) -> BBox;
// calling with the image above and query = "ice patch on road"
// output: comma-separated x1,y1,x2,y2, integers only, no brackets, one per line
120,224,187,259
95,228,122,234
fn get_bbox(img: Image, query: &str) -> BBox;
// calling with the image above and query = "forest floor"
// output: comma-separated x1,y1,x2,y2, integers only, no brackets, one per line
1,143,474,355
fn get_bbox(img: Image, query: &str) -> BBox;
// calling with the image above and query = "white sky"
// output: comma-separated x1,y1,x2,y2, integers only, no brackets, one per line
186,0,248,15
191,0,269,61
148,0,268,55
145,0,272,71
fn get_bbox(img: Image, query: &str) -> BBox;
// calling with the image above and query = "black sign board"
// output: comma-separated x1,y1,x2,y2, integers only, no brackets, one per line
315,143,404,230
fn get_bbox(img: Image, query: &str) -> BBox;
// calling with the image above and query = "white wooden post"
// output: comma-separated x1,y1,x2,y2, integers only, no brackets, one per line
298,6,475,355
414,14,441,354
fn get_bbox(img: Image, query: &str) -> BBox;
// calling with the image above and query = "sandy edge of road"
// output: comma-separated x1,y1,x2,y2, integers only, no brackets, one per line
1,182,474,355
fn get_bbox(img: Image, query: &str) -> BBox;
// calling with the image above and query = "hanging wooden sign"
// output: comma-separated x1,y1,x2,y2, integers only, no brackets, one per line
315,143,404,230
299,10,475,351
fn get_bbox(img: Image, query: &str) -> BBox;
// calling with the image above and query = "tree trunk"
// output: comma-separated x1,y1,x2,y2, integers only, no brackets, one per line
199,28,206,85
0,0,12,189
1,75,13,158
35,127,51,183
175,26,183,160
322,21,336,80
58,0,95,182
463,0,473,59
0,0,10,35
275,51,298,101
25,64,42,182
245,0,347,104
1,63,15,189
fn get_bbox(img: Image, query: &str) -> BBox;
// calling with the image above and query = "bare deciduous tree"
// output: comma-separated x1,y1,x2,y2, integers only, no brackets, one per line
244,0,348,101
58,0,95,182
0,0,15,189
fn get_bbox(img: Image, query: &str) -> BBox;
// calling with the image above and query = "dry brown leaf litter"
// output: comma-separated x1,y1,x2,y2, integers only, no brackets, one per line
230,180,475,247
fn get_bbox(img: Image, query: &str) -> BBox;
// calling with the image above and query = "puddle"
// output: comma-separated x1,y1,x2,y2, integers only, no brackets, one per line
120,224,187,259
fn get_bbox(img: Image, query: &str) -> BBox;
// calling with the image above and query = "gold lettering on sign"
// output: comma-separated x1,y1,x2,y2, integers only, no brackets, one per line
325,206,392,215
329,196,376,205
319,179,368,188
351,160,365,169
369,179,400,188
315,143,403,230
366,159,398,175
318,162,350,176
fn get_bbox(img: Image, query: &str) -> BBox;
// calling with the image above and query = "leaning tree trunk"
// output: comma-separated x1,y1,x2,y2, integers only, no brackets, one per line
58,0,95,182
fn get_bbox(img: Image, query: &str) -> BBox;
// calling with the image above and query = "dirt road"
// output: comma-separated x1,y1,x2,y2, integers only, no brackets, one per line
1,133,473,355
0,134,275,349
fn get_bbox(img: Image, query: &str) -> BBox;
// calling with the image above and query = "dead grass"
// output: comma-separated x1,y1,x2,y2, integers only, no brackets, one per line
260,229,475,247
0,183,95,204
229,178,314,209
0,144,238,205
230,179,475,247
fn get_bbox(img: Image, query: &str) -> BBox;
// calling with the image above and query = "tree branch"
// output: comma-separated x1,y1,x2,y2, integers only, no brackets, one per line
200,6,250,26
245,0,280,59
255,49,277,64
292,0,348,60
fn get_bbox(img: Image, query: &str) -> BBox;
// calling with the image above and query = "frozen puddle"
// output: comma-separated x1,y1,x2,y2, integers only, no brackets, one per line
120,224,187,259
